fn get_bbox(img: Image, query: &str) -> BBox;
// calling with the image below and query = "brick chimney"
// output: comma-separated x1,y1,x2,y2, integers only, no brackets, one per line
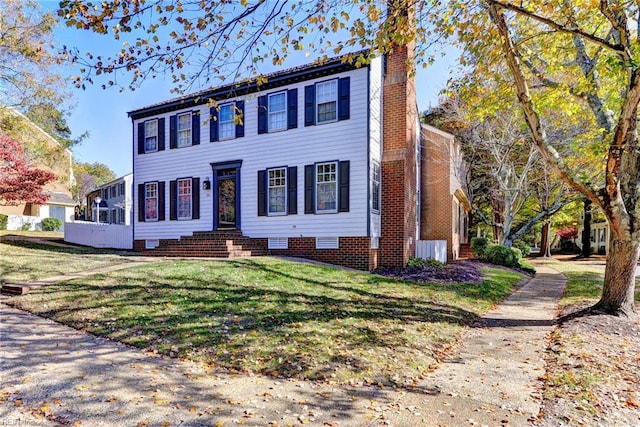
379,1,418,267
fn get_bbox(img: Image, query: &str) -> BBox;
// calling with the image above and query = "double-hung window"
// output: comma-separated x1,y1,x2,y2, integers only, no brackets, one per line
219,103,235,139
144,120,158,152
268,92,287,131
144,182,159,221
177,112,192,147
268,168,287,215
316,162,337,213
316,80,338,123
177,178,192,219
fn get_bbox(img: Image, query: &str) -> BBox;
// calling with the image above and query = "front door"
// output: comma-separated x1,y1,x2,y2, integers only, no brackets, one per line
217,169,237,228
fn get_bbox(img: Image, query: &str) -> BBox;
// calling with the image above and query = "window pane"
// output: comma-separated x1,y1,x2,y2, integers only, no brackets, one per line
372,161,380,212
145,183,158,221
316,80,337,123
177,113,191,147
316,163,337,212
268,92,286,131
178,179,192,219
219,104,235,139
268,168,286,214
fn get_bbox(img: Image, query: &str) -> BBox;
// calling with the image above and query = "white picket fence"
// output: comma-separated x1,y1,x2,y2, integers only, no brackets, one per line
64,221,133,249
415,240,447,263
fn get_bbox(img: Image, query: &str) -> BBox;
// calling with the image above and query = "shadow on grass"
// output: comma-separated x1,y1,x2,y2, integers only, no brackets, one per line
1,238,134,256
9,257,487,382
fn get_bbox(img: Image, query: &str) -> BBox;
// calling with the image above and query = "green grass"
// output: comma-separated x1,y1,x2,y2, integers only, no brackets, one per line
535,259,640,306
0,230,63,238
0,240,139,282
6,255,525,385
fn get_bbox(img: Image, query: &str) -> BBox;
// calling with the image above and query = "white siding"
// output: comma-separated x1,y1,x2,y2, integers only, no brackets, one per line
369,56,383,239
134,66,374,241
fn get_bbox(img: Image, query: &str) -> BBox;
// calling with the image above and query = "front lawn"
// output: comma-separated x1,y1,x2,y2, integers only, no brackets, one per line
0,240,138,282
6,256,525,385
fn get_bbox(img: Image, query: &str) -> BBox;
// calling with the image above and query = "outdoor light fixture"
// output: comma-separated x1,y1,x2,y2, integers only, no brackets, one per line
203,178,211,190
95,196,102,223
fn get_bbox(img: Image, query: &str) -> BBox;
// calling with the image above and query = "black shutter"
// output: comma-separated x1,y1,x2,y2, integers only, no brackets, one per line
338,160,350,212
304,164,315,214
192,112,200,145
158,181,166,221
257,170,267,216
236,100,245,138
192,177,200,219
137,122,145,154
169,180,177,220
169,115,177,149
287,166,297,215
210,107,219,142
138,183,145,222
158,118,165,151
257,95,268,134
287,89,298,129
304,85,315,126
338,77,350,121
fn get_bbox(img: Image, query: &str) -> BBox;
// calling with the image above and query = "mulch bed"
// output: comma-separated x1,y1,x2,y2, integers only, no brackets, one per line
374,260,484,283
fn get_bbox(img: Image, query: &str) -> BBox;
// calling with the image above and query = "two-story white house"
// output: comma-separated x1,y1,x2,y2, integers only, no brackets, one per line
129,44,468,270
86,173,133,225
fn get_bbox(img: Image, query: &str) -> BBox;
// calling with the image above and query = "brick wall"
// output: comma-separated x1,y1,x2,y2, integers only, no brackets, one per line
420,126,455,259
268,237,377,271
380,39,418,268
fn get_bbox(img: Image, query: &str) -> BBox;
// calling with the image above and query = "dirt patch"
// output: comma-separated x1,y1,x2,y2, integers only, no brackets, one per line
539,303,640,426
374,260,484,283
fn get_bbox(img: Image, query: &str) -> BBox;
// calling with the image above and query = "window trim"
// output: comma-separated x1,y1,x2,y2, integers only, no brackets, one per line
315,79,338,124
315,161,338,214
144,119,159,153
144,182,159,222
267,166,287,216
268,91,287,132
218,102,236,140
177,112,192,147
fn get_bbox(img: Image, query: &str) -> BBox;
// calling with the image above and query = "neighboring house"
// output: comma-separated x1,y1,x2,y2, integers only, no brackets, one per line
128,43,469,270
0,108,75,231
85,173,133,225
577,220,610,255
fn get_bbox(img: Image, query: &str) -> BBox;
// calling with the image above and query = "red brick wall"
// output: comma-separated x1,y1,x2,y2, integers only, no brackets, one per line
420,126,455,259
268,237,377,271
380,40,418,268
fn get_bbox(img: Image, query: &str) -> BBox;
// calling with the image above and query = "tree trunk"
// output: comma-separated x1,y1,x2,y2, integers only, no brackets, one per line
538,221,552,257
581,199,592,258
593,237,639,317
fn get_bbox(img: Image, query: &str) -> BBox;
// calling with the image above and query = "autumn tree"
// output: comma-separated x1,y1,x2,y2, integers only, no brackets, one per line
0,132,56,205
0,0,68,109
72,161,116,206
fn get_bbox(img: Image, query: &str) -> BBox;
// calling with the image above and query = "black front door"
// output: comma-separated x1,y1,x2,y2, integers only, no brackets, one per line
217,169,237,228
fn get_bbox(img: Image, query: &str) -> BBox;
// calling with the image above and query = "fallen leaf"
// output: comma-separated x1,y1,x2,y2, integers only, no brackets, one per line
137,419,150,427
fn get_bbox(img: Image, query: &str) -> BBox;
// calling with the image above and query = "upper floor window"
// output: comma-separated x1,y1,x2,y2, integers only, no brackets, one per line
177,112,192,147
110,185,116,198
268,168,287,215
316,162,337,213
144,119,158,152
268,92,287,131
316,80,338,123
177,178,192,219
145,182,159,221
219,103,235,140
119,182,125,195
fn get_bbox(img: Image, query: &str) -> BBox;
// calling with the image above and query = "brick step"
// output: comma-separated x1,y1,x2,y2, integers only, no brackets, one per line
1,283,30,295
459,243,473,258
142,249,265,258
142,230,267,259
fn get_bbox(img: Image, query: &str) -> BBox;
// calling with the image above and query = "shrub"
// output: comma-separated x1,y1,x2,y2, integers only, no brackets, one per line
42,217,62,231
20,222,32,231
407,257,445,269
0,214,7,230
470,236,490,257
484,244,521,268
512,240,531,257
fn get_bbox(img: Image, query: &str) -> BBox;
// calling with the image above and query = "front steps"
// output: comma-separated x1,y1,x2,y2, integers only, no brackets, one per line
141,230,267,258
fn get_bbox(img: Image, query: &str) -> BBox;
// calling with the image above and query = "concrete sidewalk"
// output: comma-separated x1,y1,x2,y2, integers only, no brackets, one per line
0,264,566,426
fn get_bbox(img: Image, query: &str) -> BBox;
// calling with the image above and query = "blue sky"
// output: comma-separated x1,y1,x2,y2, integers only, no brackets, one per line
41,1,459,178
